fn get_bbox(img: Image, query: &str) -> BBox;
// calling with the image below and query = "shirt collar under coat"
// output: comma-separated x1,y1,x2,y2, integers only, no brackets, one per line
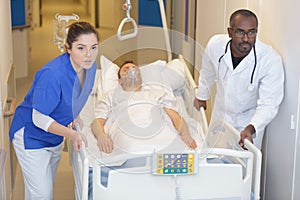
221,40,256,73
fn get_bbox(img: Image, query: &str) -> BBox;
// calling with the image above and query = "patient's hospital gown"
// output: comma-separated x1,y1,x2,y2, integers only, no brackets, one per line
94,85,202,154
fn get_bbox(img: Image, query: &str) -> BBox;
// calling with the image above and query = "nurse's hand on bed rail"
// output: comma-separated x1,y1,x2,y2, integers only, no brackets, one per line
70,122,88,152
239,124,255,150
194,98,207,110
69,129,87,152
72,117,84,130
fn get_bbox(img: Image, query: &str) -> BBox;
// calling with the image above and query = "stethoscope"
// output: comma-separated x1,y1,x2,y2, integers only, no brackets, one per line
218,40,257,91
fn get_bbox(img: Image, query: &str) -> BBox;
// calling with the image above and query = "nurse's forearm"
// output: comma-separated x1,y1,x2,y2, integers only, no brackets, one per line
32,108,55,131
32,109,77,139
47,121,78,140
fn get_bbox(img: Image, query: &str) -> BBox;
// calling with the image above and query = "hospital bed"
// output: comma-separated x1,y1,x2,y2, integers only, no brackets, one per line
68,55,262,200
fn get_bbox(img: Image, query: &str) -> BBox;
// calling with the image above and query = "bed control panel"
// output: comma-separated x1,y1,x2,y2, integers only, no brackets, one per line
152,151,198,175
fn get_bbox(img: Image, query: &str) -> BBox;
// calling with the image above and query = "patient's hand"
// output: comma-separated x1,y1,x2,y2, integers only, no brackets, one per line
180,132,197,149
91,118,113,153
97,134,113,153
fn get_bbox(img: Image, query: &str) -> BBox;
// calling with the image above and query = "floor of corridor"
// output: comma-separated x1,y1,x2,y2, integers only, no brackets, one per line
12,0,93,199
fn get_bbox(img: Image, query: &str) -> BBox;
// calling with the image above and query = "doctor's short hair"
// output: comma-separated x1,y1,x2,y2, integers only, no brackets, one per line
118,60,136,79
229,9,258,28
66,21,100,50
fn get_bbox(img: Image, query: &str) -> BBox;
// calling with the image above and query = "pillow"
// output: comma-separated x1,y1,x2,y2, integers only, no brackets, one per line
99,55,185,95
139,60,170,90
91,69,101,95
164,59,185,94
99,55,119,95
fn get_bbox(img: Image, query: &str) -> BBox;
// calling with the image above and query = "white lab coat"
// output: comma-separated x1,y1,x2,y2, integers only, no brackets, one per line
196,34,284,149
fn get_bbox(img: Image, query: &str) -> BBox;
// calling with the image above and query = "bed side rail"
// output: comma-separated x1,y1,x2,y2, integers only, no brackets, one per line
178,55,208,134
69,124,90,200
200,148,253,184
69,141,89,200
208,121,262,200
223,121,262,200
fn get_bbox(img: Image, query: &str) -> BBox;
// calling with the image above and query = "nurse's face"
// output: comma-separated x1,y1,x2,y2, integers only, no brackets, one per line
67,33,99,71
228,15,257,58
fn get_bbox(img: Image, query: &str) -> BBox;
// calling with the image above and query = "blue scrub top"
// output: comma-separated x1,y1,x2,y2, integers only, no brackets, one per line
9,53,96,149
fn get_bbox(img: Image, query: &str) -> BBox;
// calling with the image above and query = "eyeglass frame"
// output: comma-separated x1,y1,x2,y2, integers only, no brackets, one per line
230,28,257,38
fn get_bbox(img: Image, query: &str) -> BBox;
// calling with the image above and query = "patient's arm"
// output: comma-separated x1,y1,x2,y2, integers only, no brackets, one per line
163,108,197,149
91,118,113,153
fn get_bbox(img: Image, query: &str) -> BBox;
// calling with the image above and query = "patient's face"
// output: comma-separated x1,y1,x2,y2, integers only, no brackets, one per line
119,63,140,77
119,63,142,91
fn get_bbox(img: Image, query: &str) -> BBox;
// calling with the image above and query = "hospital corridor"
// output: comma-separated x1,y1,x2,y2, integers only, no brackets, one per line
1,0,300,200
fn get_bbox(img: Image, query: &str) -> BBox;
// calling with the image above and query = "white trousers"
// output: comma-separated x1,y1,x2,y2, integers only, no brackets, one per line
12,128,62,200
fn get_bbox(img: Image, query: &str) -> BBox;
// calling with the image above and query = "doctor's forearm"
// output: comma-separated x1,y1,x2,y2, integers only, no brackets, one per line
250,105,279,134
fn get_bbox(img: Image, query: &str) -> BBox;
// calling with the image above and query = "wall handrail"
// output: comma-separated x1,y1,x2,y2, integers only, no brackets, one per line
0,150,6,184
4,97,16,118
12,24,31,31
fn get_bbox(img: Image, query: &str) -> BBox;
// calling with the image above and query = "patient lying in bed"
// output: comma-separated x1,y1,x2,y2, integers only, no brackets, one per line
91,61,199,155
80,59,206,199
72,58,259,200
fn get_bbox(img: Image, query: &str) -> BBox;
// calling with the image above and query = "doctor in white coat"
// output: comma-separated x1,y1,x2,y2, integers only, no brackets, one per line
194,9,284,149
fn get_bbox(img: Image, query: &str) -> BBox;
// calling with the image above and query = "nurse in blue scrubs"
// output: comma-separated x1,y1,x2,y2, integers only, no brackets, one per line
9,21,99,200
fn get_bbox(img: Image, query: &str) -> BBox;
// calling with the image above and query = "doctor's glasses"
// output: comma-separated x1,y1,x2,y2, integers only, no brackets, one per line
231,29,257,38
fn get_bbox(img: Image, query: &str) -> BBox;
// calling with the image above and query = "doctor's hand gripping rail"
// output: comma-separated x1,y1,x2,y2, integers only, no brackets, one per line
117,0,138,41
53,13,79,52
207,120,262,200
222,121,262,200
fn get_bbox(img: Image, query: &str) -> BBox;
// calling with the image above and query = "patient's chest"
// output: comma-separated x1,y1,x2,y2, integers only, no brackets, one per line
111,90,167,128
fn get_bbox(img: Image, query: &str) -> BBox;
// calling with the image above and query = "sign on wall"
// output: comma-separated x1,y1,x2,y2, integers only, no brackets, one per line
11,0,26,27
138,0,166,27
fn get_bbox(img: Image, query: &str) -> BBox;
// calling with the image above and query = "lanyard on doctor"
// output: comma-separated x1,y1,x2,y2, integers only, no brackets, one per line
218,40,257,91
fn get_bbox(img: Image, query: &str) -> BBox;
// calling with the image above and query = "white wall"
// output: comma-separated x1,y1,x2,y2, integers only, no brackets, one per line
171,0,196,70
195,0,300,199
0,0,14,147
0,0,14,104
0,1,14,199
259,0,300,199
13,29,29,78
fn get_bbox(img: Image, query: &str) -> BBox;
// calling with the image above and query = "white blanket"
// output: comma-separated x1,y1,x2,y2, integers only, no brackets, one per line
80,93,205,167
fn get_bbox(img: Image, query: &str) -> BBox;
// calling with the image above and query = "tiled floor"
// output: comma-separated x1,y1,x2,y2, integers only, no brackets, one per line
12,0,91,199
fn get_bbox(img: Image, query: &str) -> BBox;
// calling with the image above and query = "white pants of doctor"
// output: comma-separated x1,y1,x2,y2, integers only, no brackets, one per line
12,128,62,200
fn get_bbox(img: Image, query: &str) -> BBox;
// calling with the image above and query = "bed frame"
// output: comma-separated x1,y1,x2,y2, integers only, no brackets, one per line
69,56,261,200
